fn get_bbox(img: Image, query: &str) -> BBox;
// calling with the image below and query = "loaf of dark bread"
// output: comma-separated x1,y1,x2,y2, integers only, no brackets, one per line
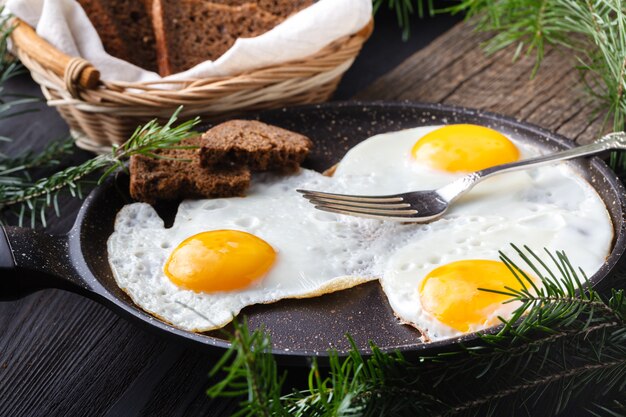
79,0,315,76
152,1,282,76
199,120,313,173
129,137,251,203
77,0,158,72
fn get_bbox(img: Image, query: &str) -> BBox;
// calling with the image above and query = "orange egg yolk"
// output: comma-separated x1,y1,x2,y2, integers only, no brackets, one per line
411,124,520,172
164,230,276,293
419,260,527,332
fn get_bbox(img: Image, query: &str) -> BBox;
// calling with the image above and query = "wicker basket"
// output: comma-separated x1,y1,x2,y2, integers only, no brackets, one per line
10,18,373,153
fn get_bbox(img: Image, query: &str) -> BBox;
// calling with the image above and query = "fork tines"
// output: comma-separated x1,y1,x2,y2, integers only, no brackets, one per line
297,189,418,220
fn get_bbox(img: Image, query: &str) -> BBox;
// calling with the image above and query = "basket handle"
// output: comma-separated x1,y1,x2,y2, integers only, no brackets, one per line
10,18,100,91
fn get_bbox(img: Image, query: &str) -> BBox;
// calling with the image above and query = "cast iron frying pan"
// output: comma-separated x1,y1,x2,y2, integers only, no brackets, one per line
1,102,625,365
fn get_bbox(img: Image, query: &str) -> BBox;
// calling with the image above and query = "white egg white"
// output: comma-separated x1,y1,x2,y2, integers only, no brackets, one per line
108,125,613,338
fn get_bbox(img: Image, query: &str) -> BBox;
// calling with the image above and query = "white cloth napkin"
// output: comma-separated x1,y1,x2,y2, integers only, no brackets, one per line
5,0,372,83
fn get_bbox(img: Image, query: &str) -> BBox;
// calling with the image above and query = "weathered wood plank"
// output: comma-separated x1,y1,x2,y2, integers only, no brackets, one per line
357,21,606,144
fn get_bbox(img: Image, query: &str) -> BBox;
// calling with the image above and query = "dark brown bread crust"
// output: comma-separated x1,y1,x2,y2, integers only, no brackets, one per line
258,0,316,17
78,0,158,72
129,137,251,203
209,0,316,17
199,120,313,172
152,1,282,76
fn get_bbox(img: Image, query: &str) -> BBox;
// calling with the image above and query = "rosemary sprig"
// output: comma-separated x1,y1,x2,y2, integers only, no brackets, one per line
207,246,626,416
0,109,200,227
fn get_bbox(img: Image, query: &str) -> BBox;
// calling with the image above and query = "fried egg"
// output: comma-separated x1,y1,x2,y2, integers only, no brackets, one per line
108,170,389,331
108,124,613,340
380,216,606,341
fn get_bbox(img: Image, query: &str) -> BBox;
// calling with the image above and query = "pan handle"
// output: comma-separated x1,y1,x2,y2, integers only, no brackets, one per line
0,225,85,300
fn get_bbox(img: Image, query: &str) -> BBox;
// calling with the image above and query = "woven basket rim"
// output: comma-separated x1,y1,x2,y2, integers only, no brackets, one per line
9,17,372,149
12,18,373,98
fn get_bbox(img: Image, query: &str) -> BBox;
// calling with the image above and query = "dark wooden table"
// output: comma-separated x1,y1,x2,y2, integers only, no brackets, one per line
0,8,610,417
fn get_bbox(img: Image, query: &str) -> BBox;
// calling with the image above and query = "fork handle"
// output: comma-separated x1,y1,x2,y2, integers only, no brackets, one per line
438,131,626,202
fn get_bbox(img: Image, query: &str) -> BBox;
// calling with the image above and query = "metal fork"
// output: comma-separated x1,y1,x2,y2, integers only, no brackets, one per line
298,132,626,223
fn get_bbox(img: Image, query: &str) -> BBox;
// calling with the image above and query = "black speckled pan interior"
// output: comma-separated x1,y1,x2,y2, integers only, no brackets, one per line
14,102,626,365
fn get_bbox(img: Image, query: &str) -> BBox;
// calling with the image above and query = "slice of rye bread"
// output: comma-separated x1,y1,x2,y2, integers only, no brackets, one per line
77,0,158,72
129,137,251,204
199,120,313,172
151,1,282,76
209,0,316,18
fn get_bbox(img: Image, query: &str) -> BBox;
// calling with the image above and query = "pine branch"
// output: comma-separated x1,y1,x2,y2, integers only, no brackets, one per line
0,108,200,227
0,9,21,81
372,0,433,40
0,7,39,119
587,397,626,417
0,136,75,179
207,321,290,417
207,246,626,417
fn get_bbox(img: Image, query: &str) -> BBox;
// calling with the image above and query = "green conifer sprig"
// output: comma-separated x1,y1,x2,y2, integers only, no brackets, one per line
587,398,626,417
373,0,434,40
0,109,199,227
0,137,75,178
0,8,39,119
207,246,626,416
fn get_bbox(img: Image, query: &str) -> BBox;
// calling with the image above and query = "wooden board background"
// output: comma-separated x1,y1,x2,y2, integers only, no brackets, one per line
358,22,607,144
